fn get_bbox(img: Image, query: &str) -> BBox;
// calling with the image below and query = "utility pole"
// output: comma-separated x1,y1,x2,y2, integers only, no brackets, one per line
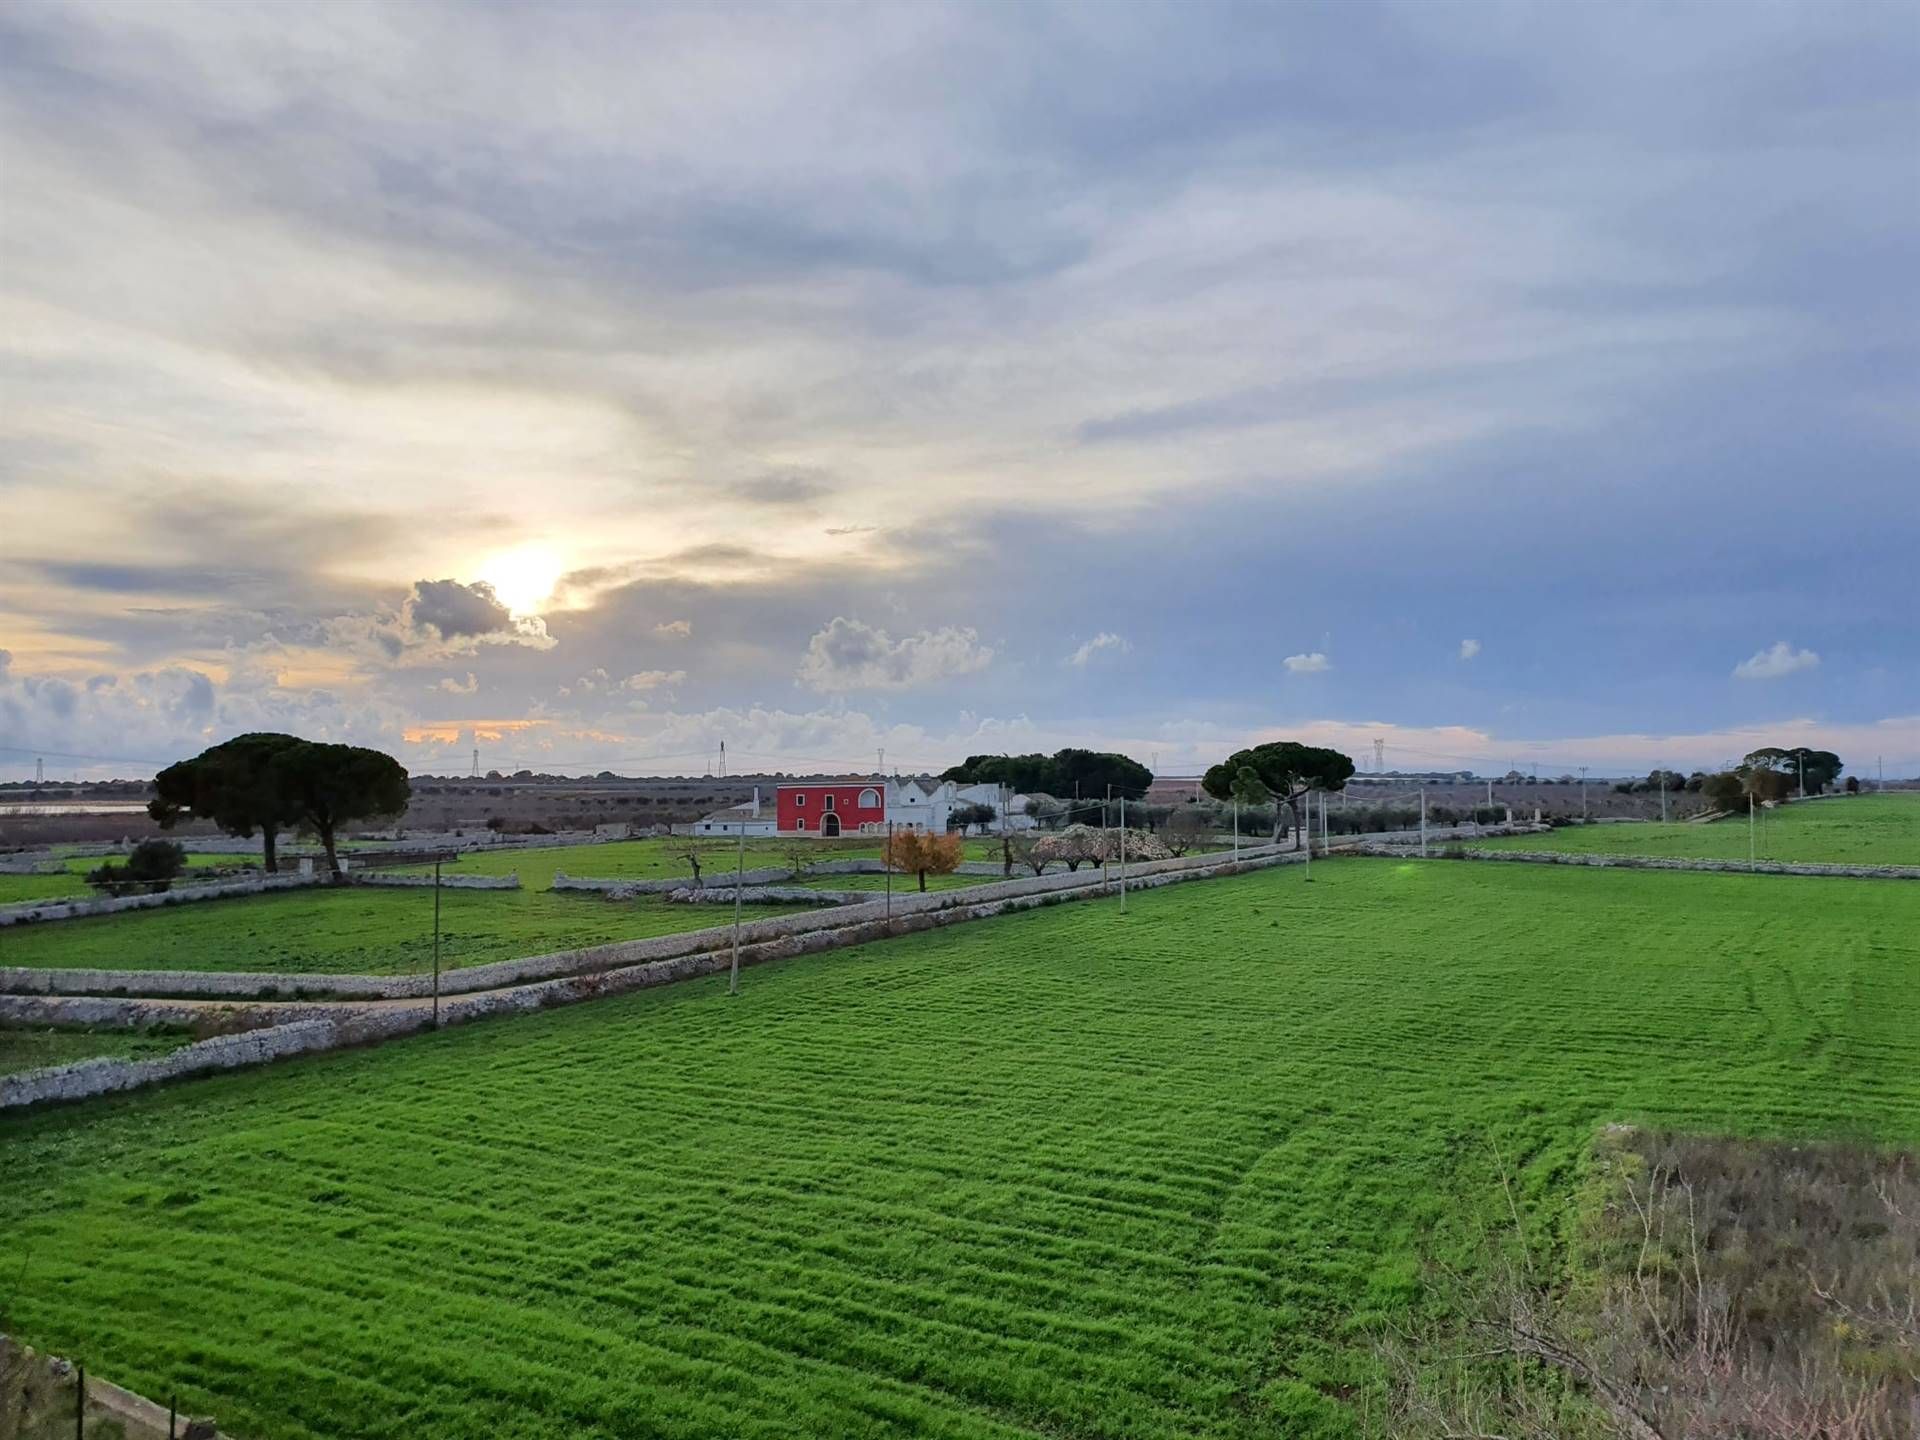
885,820,893,925
728,826,745,995
1749,794,1756,870
1797,751,1805,799
432,858,442,1028
1419,787,1428,857
1304,790,1312,880
1118,795,1127,912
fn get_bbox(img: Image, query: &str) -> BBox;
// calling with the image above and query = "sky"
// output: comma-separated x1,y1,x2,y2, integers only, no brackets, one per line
2,0,1915,783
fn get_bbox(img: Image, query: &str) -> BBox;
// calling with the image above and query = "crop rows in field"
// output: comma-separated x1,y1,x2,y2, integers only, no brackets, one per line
3,859,1915,1439
1470,791,1920,865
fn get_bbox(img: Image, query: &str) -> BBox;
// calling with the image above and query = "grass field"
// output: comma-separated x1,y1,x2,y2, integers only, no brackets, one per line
0,1025,187,1076
0,885,819,976
1469,790,1920,865
0,837,1020,976
0,852,257,906
2,858,1914,1439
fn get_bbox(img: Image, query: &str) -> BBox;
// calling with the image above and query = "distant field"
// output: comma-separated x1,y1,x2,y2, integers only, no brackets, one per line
0,885,818,976
0,852,254,906
0,837,1019,975
1469,791,1920,866
397,834,1004,888
3,858,1914,1439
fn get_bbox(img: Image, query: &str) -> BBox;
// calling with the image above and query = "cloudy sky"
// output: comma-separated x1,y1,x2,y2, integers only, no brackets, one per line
2,0,1915,782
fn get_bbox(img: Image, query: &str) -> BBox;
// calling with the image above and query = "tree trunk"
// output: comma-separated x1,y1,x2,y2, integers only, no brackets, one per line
262,826,279,874
917,870,928,892
1286,794,1304,850
319,822,342,879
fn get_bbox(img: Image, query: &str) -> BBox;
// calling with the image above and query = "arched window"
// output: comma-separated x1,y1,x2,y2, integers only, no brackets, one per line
859,788,879,808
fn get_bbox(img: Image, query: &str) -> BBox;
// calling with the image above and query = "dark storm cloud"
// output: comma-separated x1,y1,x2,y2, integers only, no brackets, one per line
407,579,513,640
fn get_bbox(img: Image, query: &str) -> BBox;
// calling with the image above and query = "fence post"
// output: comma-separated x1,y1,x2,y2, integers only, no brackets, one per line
76,1364,85,1440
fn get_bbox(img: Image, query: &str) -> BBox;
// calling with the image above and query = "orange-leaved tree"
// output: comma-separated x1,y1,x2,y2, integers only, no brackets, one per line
883,829,964,891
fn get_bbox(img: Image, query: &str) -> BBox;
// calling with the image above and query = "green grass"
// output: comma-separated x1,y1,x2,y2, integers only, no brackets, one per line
1471,791,1920,865
0,852,255,905
2,858,1914,1439
0,887,817,976
0,1026,188,1076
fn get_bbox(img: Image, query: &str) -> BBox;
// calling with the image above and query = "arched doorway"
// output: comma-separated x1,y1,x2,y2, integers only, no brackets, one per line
821,812,841,837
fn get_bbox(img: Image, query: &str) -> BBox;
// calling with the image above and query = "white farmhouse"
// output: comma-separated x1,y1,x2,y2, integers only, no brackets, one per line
693,786,780,837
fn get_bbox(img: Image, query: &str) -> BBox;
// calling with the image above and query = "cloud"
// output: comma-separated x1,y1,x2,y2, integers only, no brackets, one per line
435,673,478,695
564,667,686,698
652,620,693,639
797,617,993,692
1459,639,1481,660
1283,652,1332,674
1064,632,1131,667
622,669,687,691
727,471,834,506
324,579,559,663
408,578,513,639
1733,641,1820,681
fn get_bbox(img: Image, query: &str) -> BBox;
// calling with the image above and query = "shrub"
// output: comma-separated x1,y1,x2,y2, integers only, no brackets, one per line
87,839,188,896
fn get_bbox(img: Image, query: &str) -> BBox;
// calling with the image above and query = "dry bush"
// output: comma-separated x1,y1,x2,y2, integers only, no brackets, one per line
1377,1129,1919,1440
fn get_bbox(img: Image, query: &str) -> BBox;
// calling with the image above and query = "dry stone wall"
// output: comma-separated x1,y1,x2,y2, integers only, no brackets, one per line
669,885,863,905
349,871,520,890
0,871,320,928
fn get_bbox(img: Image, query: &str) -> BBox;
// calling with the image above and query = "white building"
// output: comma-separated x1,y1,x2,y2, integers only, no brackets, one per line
885,778,1036,833
693,786,780,837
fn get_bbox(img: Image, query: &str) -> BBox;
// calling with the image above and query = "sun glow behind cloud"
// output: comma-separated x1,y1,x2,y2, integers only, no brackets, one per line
479,545,565,619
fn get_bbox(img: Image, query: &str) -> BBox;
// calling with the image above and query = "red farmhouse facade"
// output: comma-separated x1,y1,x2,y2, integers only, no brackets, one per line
775,781,886,836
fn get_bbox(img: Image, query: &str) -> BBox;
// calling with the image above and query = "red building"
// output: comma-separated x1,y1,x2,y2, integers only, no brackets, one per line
775,780,887,836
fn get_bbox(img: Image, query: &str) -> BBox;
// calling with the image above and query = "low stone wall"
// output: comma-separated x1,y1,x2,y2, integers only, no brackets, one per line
1366,845,1920,880
0,1020,337,1108
0,871,320,928
669,885,862,906
2,841,1308,1110
552,865,795,895
349,870,520,890
0,1336,227,1438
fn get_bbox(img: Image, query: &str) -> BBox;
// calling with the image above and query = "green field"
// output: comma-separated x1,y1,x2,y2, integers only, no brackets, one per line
1471,791,1920,865
0,885,818,976
0,852,258,905
3,858,1914,1439
0,1025,188,1076
0,837,1021,976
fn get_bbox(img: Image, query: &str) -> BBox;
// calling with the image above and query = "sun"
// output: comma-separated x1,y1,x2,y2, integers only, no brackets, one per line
480,544,564,617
